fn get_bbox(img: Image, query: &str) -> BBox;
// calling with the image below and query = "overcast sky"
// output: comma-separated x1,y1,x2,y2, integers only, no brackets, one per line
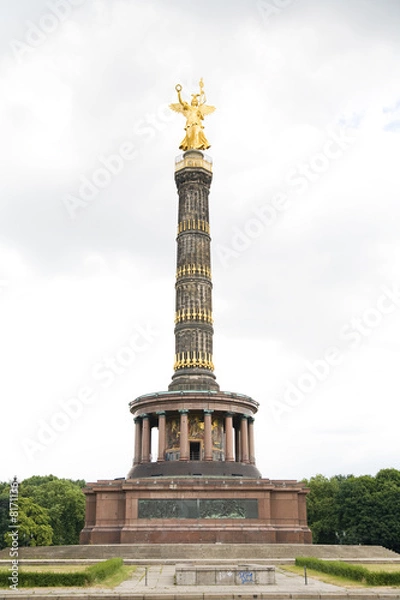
1,0,400,484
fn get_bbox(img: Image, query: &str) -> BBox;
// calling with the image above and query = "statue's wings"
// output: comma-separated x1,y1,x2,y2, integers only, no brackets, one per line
199,104,216,117
169,103,185,115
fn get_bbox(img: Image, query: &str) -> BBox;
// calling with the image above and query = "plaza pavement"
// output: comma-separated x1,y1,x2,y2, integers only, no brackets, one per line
1,563,400,599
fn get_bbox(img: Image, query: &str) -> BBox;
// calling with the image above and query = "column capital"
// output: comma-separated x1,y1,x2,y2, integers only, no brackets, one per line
225,411,234,417
140,413,149,419
156,411,166,416
134,417,141,424
203,409,214,414
178,409,189,414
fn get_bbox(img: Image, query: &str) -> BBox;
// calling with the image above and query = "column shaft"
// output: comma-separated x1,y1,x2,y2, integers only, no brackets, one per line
235,425,240,463
248,418,256,465
179,410,189,461
141,416,150,463
169,154,219,392
240,416,249,464
204,410,213,461
134,418,142,465
157,412,166,462
225,413,234,462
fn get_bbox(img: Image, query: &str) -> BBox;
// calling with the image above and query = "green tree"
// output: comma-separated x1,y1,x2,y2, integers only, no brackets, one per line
368,470,400,552
375,468,400,486
304,470,400,552
21,476,85,545
0,484,10,550
305,469,400,552
3,496,53,547
336,474,377,545
303,474,341,543
0,475,86,548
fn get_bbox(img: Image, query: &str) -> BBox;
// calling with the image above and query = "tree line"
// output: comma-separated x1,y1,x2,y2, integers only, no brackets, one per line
302,468,400,553
1,469,399,551
0,475,85,548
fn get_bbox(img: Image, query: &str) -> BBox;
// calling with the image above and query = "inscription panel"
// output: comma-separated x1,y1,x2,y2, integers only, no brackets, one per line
138,499,258,519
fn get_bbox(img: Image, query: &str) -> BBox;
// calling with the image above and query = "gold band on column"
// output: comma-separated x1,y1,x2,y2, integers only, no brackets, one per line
174,308,213,324
177,219,210,235
174,352,214,371
176,264,212,279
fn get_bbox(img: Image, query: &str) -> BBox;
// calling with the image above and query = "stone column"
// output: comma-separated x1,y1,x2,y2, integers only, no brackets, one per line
141,414,150,463
240,416,249,464
225,412,234,462
133,417,142,465
235,424,240,463
248,417,256,465
179,409,189,461
157,411,166,462
169,152,219,392
203,409,213,461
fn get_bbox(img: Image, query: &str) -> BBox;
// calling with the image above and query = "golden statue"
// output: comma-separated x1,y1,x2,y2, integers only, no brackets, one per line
170,78,216,151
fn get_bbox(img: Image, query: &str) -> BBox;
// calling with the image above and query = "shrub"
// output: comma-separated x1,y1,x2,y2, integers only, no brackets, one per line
365,570,400,586
0,570,86,587
85,557,123,583
0,558,124,588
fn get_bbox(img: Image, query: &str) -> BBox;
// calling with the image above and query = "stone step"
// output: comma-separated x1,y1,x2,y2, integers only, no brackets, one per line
0,543,398,561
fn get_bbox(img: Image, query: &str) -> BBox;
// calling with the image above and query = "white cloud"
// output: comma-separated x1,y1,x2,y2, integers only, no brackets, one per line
1,0,400,483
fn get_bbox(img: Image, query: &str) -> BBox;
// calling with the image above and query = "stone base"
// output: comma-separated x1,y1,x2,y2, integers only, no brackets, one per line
168,368,220,391
80,476,312,545
176,563,276,585
128,460,261,479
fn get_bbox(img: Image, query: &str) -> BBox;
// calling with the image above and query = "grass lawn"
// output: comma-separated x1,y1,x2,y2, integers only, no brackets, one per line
357,563,400,572
93,565,136,588
280,564,364,587
279,564,400,588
